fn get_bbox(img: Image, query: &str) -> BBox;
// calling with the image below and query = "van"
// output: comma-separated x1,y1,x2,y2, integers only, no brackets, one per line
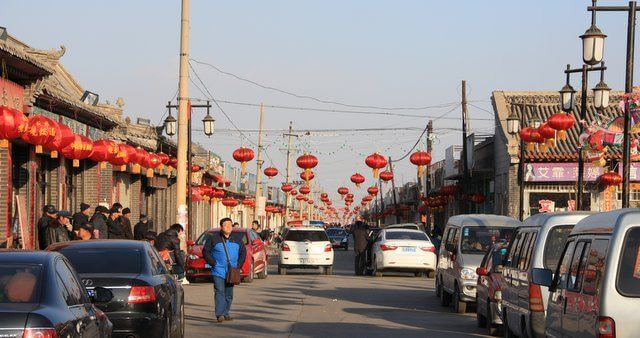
436,214,521,313
499,211,593,338
532,209,640,338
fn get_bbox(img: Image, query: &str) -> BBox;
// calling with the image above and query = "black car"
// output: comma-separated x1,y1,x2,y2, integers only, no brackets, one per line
48,240,184,338
326,227,349,250
0,250,113,337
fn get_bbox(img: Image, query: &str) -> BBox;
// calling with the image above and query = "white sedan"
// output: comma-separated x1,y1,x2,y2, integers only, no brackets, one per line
278,227,334,275
371,229,436,277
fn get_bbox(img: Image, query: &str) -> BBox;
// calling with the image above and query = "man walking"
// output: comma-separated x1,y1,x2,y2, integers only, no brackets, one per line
352,218,370,275
203,218,246,323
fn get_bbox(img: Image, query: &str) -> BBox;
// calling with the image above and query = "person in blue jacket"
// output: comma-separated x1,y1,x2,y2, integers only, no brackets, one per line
203,217,247,323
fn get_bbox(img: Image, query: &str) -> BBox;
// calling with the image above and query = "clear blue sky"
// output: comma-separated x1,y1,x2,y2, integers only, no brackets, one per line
2,1,635,201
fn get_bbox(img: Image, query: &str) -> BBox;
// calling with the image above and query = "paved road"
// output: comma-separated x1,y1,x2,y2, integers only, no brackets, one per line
184,244,489,338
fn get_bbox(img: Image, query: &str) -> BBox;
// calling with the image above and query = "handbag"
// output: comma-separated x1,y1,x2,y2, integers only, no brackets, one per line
221,234,242,285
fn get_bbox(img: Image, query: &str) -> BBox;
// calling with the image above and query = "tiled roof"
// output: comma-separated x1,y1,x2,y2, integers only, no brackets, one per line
493,91,627,161
0,37,55,75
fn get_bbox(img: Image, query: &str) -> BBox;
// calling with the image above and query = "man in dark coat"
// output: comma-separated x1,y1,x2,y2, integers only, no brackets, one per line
352,219,370,275
43,210,72,248
72,203,91,231
37,205,58,249
107,208,126,239
155,224,185,270
121,208,134,240
90,206,109,239
134,214,150,240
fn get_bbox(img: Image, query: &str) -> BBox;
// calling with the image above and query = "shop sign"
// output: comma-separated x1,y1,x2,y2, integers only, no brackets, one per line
538,199,555,213
525,163,604,182
0,78,24,110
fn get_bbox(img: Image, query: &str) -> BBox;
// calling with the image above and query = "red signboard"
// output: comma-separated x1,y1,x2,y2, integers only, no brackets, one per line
0,78,25,111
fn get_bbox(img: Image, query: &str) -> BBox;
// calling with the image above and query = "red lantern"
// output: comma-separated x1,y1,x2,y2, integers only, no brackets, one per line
300,170,315,181
89,139,119,167
168,157,178,169
538,123,556,148
221,198,238,209
281,184,293,193
350,173,365,187
0,106,28,147
379,171,393,183
600,172,622,187
264,167,278,179
22,115,57,153
308,199,314,205
158,152,170,166
290,190,298,196
409,151,432,177
43,122,74,158
61,134,94,167
296,195,305,201
365,152,387,179
212,189,225,200
191,165,201,172
232,147,254,175
242,199,255,207
299,186,311,195
547,113,575,141
367,186,379,196
296,153,318,183
143,153,161,177
337,187,349,198
109,143,135,170
519,127,543,152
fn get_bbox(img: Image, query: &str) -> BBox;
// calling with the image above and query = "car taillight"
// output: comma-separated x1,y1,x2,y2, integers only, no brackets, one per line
128,286,156,304
528,283,544,312
23,328,58,338
282,244,291,251
597,316,615,338
420,246,436,252
324,244,332,252
380,244,398,251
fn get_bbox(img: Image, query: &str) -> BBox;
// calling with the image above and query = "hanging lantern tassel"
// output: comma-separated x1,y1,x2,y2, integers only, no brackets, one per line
556,130,567,141
100,161,107,169
305,168,311,183
0,139,8,148
417,165,425,177
146,168,154,178
526,142,535,152
120,165,126,172
373,168,379,179
72,159,80,167
50,150,58,158
539,143,548,153
546,138,555,148
35,145,43,154
241,162,246,176
132,164,140,174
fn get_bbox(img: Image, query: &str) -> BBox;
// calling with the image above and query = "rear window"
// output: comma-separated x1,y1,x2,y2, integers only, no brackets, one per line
0,265,41,303
461,226,515,254
544,225,574,270
326,229,346,236
386,231,429,241
60,249,142,274
196,232,248,245
618,227,640,297
285,230,329,242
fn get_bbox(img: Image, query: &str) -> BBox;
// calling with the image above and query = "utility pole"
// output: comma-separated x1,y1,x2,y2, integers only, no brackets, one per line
426,120,433,233
460,80,470,215
388,157,401,224
283,122,297,226
254,103,265,228
176,0,190,233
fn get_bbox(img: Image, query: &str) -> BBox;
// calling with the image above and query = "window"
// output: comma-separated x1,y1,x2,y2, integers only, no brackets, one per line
60,249,142,274
326,228,347,236
517,233,531,269
522,232,538,270
284,230,330,242
583,239,609,296
56,260,86,306
508,232,524,268
556,240,576,290
544,225,574,270
0,264,41,303
385,231,429,241
461,226,515,254
617,227,640,297
567,241,591,292
148,248,165,275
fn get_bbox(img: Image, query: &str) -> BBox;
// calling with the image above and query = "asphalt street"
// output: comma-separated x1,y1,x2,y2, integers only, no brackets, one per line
183,243,490,338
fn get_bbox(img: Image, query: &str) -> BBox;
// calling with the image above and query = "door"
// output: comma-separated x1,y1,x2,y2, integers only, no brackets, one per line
55,259,100,337
442,227,459,292
578,238,609,337
148,247,178,335
250,230,267,271
546,240,576,338
517,232,537,332
477,249,492,316
503,230,524,327
562,240,591,336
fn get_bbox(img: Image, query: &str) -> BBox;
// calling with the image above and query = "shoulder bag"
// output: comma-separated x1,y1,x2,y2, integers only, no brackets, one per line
221,234,242,285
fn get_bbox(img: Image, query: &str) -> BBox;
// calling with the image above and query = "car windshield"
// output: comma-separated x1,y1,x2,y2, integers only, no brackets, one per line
326,229,346,236
461,227,515,254
386,231,428,241
0,264,41,303
60,249,142,274
544,225,574,270
196,231,248,245
284,230,330,242
617,227,640,297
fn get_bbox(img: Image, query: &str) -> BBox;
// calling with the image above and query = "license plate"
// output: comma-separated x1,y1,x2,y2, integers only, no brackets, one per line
300,258,315,264
402,247,416,253
86,289,96,297
205,263,211,268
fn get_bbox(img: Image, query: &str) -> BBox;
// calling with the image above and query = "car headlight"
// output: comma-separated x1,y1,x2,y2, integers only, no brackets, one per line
461,267,478,280
188,254,199,260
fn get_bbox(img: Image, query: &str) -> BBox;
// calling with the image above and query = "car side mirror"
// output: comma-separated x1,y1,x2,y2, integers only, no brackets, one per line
187,240,195,246
445,243,456,253
531,268,553,287
476,267,488,276
91,286,113,303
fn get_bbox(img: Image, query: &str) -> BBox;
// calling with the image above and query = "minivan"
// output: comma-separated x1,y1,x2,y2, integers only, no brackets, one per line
436,214,521,313
532,209,640,338
499,211,593,338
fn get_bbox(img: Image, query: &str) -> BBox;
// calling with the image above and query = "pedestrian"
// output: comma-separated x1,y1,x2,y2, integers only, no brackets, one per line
121,208,134,239
203,217,247,323
107,208,126,239
75,222,95,241
155,224,185,273
251,220,260,232
37,205,58,249
90,206,109,239
352,218,370,276
232,222,239,228
142,231,157,246
43,210,73,248
134,214,150,240
72,203,91,231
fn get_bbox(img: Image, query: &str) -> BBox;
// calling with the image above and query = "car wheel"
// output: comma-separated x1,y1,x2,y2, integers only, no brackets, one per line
257,263,268,279
243,261,255,283
476,297,487,328
435,276,442,297
427,270,435,279
324,266,333,275
373,260,383,277
452,285,467,314
439,283,451,306
278,264,287,275
487,302,499,336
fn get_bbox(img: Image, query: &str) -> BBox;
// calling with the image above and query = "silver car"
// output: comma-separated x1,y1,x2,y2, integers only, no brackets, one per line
532,209,640,338
500,211,592,338
436,214,520,314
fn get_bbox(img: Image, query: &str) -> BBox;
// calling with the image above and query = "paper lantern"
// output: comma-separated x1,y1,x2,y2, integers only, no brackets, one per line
43,122,74,158
367,186,379,196
365,152,387,179
548,113,575,141
299,186,311,195
296,153,318,184
61,134,94,167
300,170,315,182
379,171,393,182
281,184,293,193
21,115,57,153
337,187,349,199
409,151,432,177
89,139,119,167
350,173,365,187
264,167,278,179
0,106,28,147
109,143,135,171
600,172,622,187
232,147,254,175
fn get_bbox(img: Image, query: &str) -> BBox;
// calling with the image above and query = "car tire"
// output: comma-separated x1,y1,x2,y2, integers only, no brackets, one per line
243,261,255,283
257,263,268,279
373,260,383,277
278,265,287,275
435,276,442,297
440,286,451,307
427,270,435,279
487,302,499,336
324,266,333,275
476,298,487,328
452,285,467,314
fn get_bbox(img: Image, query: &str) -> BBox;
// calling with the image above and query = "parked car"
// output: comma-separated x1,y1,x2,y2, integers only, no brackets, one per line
369,228,436,277
475,242,509,336
532,209,640,338
0,250,113,338
48,240,184,338
436,214,520,314
187,227,268,283
385,223,421,231
326,227,349,250
278,226,334,275
499,211,592,338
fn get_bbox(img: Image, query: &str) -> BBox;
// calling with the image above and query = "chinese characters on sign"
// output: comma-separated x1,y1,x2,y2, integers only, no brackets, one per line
524,163,606,182
0,78,24,110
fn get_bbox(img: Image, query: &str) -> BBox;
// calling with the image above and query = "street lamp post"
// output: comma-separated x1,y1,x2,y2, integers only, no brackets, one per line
586,0,638,207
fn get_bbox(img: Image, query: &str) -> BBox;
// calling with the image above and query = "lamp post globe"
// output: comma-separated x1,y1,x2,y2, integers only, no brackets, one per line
507,111,520,136
202,113,215,137
559,83,576,113
592,80,611,110
164,113,177,136
581,24,606,66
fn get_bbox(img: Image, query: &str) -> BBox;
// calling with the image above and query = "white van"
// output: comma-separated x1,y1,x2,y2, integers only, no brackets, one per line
532,209,640,338
436,214,521,313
